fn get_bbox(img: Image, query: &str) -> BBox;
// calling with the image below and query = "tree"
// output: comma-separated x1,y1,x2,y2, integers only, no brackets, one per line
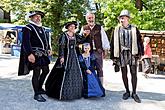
4,0,164,54
0,0,91,55
44,0,90,54
135,0,143,11
0,0,11,22
95,0,165,32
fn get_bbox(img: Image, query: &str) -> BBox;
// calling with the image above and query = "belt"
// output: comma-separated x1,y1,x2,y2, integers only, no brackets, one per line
32,47,48,57
121,46,130,51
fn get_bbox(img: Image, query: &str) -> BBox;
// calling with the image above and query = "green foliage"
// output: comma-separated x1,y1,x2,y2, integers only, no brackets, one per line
1,0,90,55
0,19,8,23
1,0,164,55
140,0,165,30
95,0,165,31
43,0,89,55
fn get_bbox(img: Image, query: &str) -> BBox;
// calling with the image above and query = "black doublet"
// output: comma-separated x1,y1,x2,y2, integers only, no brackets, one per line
24,23,50,55
18,23,50,76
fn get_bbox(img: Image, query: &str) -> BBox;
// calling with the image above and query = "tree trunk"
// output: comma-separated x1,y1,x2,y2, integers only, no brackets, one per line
135,0,143,11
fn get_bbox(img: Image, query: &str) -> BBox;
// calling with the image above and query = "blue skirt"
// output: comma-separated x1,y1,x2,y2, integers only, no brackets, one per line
86,71,104,97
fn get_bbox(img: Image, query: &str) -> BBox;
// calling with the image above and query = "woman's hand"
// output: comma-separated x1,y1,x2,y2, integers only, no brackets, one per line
60,57,64,64
28,54,35,63
48,50,52,56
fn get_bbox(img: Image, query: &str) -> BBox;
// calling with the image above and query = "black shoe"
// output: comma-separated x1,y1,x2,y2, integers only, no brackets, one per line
39,88,46,94
122,92,130,100
34,94,46,102
131,93,141,103
101,93,106,97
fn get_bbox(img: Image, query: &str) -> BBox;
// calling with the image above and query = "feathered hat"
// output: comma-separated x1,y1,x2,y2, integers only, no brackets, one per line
28,10,45,18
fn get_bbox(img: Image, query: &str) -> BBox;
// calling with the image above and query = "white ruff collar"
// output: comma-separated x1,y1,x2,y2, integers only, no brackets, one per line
29,20,42,27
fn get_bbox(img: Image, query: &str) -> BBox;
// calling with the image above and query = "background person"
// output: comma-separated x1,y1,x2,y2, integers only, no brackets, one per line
142,37,152,78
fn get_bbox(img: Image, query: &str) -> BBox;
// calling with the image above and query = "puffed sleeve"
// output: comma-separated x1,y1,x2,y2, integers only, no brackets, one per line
58,33,66,58
110,31,115,59
136,27,144,56
22,26,33,56
79,55,88,70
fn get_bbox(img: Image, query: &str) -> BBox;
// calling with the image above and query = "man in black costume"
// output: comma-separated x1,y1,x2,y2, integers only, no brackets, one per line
18,10,51,102
110,10,144,103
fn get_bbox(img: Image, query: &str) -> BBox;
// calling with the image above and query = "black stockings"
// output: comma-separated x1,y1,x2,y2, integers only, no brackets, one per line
32,66,49,95
121,65,137,94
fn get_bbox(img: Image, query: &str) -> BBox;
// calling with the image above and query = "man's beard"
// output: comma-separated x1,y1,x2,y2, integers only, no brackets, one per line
88,21,95,26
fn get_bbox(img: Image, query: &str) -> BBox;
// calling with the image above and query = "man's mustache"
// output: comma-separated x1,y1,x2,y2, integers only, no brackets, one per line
89,20,94,23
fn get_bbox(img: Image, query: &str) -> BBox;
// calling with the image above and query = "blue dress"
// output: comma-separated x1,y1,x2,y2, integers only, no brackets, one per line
79,54,105,98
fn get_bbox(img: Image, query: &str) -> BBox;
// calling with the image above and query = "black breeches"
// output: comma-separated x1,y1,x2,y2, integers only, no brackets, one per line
32,66,49,95
121,65,137,93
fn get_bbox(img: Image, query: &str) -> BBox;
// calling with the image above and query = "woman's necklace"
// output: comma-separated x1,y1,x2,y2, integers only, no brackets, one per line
67,32,75,39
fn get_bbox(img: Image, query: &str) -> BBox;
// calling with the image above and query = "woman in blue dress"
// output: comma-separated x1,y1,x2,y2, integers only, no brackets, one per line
79,43,105,98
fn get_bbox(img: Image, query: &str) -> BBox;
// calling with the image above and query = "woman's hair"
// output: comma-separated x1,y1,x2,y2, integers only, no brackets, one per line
144,37,150,43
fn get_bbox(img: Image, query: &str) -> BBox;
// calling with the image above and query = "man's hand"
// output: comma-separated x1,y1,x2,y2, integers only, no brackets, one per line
28,54,35,63
103,49,108,58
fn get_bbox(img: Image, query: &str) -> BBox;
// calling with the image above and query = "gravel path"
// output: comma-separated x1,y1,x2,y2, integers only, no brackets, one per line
0,54,165,110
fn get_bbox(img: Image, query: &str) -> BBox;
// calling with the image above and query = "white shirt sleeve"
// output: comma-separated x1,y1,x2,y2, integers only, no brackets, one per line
101,26,110,50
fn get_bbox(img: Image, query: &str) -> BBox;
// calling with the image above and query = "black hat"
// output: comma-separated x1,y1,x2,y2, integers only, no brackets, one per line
65,21,78,29
28,10,45,18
